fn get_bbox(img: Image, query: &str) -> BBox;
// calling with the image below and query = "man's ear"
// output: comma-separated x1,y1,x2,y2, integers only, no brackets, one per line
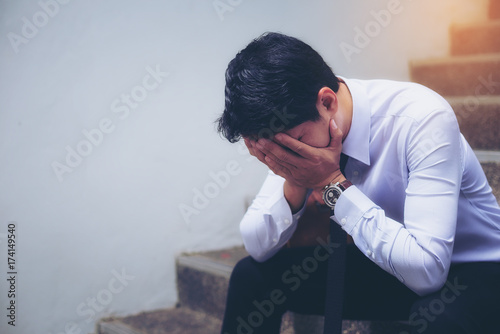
316,86,338,114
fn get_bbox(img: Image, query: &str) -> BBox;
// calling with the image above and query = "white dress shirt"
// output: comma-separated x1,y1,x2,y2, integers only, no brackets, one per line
240,78,500,296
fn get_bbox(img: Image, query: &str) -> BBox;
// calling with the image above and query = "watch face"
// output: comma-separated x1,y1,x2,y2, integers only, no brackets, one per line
323,186,342,208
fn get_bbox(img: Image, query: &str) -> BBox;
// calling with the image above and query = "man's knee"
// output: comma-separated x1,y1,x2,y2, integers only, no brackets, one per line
407,279,470,334
229,256,263,289
408,297,462,333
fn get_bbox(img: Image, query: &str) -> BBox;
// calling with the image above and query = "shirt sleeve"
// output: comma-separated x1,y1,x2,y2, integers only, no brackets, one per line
334,109,463,296
240,170,309,262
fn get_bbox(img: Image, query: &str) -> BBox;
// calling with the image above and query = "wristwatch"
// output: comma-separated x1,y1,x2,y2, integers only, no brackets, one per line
322,179,353,210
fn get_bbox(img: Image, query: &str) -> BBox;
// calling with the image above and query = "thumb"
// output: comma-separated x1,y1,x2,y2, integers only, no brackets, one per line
328,118,343,149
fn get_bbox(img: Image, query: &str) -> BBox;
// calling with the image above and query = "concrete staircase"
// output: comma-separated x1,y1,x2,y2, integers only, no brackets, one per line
97,247,414,334
97,2,500,333
410,0,500,203
410,0,500,157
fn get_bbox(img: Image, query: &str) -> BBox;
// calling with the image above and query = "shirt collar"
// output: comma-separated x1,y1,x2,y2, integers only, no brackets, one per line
340,77,371,166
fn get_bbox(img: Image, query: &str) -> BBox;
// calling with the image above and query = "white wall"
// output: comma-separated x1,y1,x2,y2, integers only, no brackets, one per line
0,0,487,333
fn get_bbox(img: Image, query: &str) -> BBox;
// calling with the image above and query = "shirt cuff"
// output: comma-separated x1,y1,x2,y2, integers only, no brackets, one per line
264,186,311,243
333,185,376,234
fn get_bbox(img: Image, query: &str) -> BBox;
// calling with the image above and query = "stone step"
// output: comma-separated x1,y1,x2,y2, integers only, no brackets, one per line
98,307,223,334
96,246,408,334
175,247,296,333
450,20,500,56
176,247,247,319
491,0,500,20
410,53,500,96
482,161,500,201
447,95,500,150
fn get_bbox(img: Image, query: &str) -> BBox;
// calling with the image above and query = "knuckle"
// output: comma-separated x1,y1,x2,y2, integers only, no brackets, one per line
309,154,320,165
278,151,288,162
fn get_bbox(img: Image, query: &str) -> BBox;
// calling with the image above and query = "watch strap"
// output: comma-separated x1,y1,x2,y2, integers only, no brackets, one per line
338,179,353,191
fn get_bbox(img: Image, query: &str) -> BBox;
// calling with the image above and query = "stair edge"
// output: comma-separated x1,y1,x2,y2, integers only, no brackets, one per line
475,150,500,163
97,320,145,334
450,20,500,31
177,255,233,279
410,52,500,67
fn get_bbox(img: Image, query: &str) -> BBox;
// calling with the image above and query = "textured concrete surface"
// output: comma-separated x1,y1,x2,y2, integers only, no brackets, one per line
175,246,249,320
448,96,500,151
450,21,500,56
176,255,232,319
410,53,500,97
483,162,500,202
104,307,222,334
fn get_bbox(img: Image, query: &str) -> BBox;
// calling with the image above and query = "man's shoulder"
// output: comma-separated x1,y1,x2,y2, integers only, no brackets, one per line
348,77,446,104
348,78,454,122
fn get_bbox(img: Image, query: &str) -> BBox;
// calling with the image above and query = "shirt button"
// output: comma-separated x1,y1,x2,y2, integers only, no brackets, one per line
366,250,372,257
353,171,359,176
272,238,278,243
340,218,347,226
284,218,291,225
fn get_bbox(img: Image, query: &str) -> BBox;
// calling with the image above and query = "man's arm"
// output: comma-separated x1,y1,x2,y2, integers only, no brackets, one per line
245,138,308,213
256,109,463,295
239,170,309,262
283,181,309,213
239,119,344,261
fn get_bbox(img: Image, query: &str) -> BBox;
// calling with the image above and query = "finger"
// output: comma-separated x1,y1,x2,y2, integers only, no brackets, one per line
244,138,258,155
253,145,268,165
244,138,253,154
264,155,292,179
244,137,252,150
273,133,318,159
256,141,299,181
256,138,301,169
328,119,343,150
244,138,257,158
244,138,270,166
245,138,262,159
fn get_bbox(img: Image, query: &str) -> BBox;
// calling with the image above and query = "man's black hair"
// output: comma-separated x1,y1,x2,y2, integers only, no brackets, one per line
217,32,341,143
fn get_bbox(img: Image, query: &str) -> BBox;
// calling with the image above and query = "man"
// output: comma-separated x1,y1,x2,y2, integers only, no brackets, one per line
217,32,500,333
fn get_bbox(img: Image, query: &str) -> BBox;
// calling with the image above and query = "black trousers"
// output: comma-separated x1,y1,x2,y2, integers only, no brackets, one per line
220,244,500,334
